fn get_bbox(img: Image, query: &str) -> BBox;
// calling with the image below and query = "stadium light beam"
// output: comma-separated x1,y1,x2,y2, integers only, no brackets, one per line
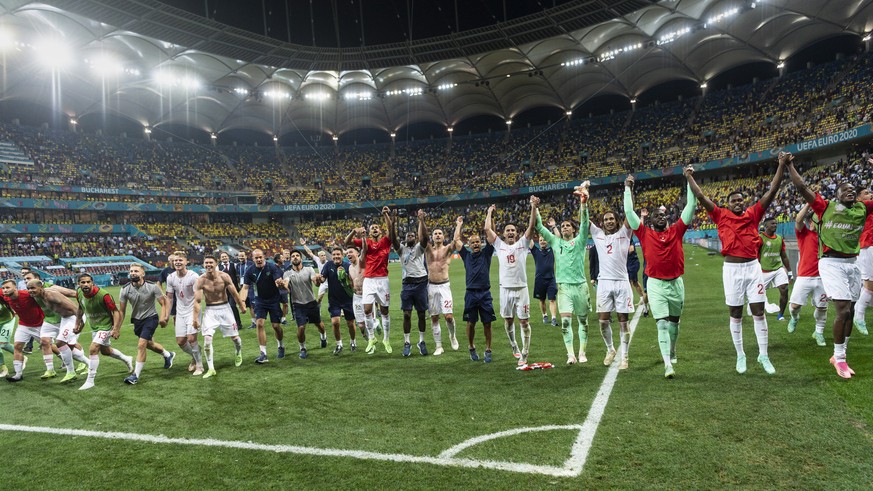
34,38,72,69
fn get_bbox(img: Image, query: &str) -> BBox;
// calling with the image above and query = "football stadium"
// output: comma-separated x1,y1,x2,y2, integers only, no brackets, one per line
2,0,873,488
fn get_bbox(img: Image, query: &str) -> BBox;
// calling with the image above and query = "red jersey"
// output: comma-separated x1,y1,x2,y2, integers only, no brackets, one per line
3,290,45,327
634,219,689,280
861,211,873,248
353,236,391,278
795,226,820,277
708,202,765,259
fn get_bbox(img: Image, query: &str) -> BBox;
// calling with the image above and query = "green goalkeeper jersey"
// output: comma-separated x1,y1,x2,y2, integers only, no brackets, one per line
535,206,589,284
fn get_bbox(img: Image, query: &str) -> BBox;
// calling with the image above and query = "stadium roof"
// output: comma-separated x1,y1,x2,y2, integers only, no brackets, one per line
0,0,870,137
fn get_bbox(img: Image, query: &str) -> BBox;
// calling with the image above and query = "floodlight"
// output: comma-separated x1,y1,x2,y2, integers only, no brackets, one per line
34,38,72,69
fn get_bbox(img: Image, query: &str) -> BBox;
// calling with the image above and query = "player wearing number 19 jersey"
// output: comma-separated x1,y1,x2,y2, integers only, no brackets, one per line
532,190,591,366
787,203,829,346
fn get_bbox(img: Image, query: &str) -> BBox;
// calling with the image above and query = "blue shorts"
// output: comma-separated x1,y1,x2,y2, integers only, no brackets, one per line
533,277,557,301
293,302,322,327
132,315,159,341
463,290,496,324
254,299,283,323
401,281,428,312
329,300,355,321
279,290,289,304
628,261,641,283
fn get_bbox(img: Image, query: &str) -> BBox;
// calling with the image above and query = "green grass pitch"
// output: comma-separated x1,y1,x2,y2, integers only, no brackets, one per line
3,245,873,489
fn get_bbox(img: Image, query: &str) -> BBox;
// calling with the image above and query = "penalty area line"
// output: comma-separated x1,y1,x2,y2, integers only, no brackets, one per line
0,423,576,478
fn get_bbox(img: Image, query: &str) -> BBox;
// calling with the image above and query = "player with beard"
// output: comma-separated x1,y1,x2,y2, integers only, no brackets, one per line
119,263,174,385
787,203,830,346
315,247,359,353
281,251,330,358
26,279,83,383
393,216,430,357
73,274,133,390
420,210,460,355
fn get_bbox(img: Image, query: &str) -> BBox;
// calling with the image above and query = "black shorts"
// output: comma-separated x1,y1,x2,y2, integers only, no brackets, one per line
293,302,322,327
328,300,356,321
133,315,159,341
254,299,282,323
463,290,496,324
533,277,557,301
627,261,640,283
401,281,428,312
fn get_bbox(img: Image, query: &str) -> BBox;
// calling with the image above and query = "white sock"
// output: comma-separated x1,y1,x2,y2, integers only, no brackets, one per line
72,348,89,364
505,320,517,348
277,338,285,348
364,314,375,338
789,305,801,322
43,354,54,371
108,348,128,363
58,345,74,373
381,314,391,341
813,308,827,334
161,350,172,358
204,337,214,371
87,355,99,382
403,332,410,343
520,322,531,354
418,330,425,343
854,288,873,322
752,315,769,356
299,342,306,350
599,319,614,350
233,338,242,354
619,321,629,359
259,344,267,355
13,359,22,376
730,317,745,356
833,341,846,362
134,361,145,377
180,342,194,356
446,318,456,339
336,340,343,347
189,342,202,369
432,319,442,345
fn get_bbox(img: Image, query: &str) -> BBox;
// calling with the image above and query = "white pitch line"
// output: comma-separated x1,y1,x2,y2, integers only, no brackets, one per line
562,304,644,474
0,423,576,478
439,424,584,458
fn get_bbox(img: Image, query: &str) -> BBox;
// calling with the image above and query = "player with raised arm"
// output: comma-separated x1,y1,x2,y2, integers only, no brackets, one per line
853,175,873,334
624,170,697,377
316,246,359,353
347,237,371,342
73,274,133,390
420,209,460,355
787,203,829,346
758,217,792,321
393,213,430,357
161,251,203,375
686,153,787,375
455,216,496,362
301,239,330,306
485,204,535,364
532,186,591,366
345,207,394,354
118,263,174,385
239,249,286,364
529,233,558,327
194,255,247,377
787,155,873,378
281,251,329,358
588,205,634,367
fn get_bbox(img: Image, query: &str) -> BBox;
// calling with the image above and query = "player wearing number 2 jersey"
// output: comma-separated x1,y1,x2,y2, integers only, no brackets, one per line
485,203,535,365
531,185,591,366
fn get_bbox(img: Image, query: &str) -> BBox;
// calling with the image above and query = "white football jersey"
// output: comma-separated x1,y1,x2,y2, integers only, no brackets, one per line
493,236,530,288
166,270,200,315
590,223,632,281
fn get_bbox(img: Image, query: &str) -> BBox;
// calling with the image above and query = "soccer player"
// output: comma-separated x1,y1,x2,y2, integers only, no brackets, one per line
393,216,430,357
22,271,89,370
194,255,247,377
786,155,873,378
73,274,133,390
345,207,394,354
26,279,82,382
852,182,873,335
529,234,558,327
301,239,330,305
758,217,792,321
623,170,696,377
420,210,460,355
485,204,535,363
239,249,286,363
686,153,787,375
787,203,829,346
454,216,495,362
347,242,370,341
589,208,634,367
0,295,16,377
162,251,204,375
316,246,359,352
2,279,45,382
281,251,329,358
531,189,590,366
118,263,174,385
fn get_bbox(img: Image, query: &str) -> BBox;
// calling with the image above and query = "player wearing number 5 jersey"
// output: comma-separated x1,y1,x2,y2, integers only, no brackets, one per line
485,203,535,365
687,153,788,376
74,274,133,390
531,186,591,366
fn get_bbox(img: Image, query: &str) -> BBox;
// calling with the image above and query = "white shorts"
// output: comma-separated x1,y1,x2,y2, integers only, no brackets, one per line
56,316,79,345
858,247,873,281
596,279,635,314
789,276,828,308
499,286,531,320
428,282,454,315
819,257,861,301
174,310,198,337
318,282,329,296
723,260,767,306
362,277,390,308
40,321,60,340
13,325,41,344
91,330,113,347
202,304,239,338
761,268,789,289
353,294,365,323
